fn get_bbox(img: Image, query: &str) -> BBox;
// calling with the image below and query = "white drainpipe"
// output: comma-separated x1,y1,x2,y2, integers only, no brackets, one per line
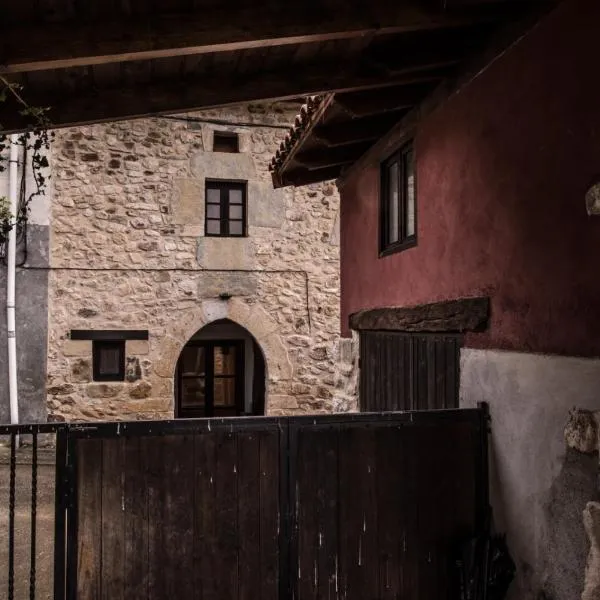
7,135,19,425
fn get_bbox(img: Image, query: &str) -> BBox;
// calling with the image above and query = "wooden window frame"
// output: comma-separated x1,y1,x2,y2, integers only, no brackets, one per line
92,340,125,382
379,141,417,257
205,180,247,238
176,339,245,418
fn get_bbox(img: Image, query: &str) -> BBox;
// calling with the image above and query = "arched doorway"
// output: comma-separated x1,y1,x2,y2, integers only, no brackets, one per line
174,319,266,418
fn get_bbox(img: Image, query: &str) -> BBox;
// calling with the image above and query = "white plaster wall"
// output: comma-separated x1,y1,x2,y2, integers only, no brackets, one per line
461,348,600,600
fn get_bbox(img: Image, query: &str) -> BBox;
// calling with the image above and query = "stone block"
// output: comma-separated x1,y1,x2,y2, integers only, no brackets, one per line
63,340,92,357
247,182,285,228
86,384,121,399
190,149,256,181
197,272,258,298
70,359,91,383
126,340,150,355
171,178,204,225
129,381,152,399
202,300,229,324
196,237,256,270
268,395,299,411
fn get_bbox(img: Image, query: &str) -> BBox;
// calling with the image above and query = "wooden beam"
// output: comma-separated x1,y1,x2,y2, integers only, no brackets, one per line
0,64,450,133
0,2,543,74
334,84,436,118
293,141,372,170
349,297,490,332
312,112,409,147
273,165,344,188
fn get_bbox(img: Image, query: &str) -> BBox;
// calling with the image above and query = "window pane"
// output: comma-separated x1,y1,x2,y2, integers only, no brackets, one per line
229,205,243,219
181,346,205,376
214,377,236,407
99,347,121,375
405,150,415,237
207,204,221,219
229,189,243,204
214,345,236,375
206,219,221,235
181,378,205,408
388,161,399,244
207,187,220,204
229,221,243,236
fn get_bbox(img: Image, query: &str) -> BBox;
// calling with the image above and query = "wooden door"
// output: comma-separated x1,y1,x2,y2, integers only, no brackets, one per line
176,340,245,418
360,331,461,412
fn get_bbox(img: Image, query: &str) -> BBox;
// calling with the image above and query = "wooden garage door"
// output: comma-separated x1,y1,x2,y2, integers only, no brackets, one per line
360,331,462,412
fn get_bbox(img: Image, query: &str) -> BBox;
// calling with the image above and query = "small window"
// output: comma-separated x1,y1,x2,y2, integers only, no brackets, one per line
93,340,125,381
212,131,239,153
380,141,416,255
205,180,247,237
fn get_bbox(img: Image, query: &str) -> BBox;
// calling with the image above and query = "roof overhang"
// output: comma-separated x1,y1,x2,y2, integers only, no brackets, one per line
269,0,558,188
1,0,556,133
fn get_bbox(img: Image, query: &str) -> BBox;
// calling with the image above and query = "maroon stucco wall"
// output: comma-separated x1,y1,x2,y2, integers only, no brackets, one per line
340,0,600,356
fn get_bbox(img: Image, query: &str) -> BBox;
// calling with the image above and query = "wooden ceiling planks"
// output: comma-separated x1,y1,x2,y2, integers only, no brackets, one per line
0,0,558,132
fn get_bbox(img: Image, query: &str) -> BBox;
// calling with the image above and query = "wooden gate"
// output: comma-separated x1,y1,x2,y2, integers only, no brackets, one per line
64,409,488,599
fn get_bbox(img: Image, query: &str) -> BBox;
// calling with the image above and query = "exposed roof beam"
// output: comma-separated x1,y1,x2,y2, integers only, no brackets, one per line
334,84,437,118
274,165,344,188
312,112,409,147
0,3,540,74
0,65,449,133
293,142,372,170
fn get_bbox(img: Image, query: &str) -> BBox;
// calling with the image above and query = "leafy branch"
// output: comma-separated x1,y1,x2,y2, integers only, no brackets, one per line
0,75,52,243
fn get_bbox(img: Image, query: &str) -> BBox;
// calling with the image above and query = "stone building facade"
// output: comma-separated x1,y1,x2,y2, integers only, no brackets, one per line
45,102,357,422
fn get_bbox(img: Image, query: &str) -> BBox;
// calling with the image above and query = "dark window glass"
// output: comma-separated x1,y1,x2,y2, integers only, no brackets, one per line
93,340,125,381
213,131,239,153
205,181,247,238
380,142,416,255
176,341,244,418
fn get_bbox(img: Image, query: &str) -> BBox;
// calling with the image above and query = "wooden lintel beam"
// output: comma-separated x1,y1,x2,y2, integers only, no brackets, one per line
312,112,409,147
0,65,449,133
0,3,514,74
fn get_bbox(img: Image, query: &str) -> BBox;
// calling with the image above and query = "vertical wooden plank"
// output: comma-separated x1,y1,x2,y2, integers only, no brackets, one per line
401,426,419,600
338,427,378,600
147,435,195,599
315,429,339,600
76,439,103,600
375,426,402,600
237,432,261,600
296,430,318,600
214,431,239,600
124,436,149,599
101,438,125,600
166,435,196,598
259,430,280,600
194,432,218,600
426,337,436,410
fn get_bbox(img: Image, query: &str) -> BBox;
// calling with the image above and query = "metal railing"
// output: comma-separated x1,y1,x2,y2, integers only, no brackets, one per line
0,424,67,600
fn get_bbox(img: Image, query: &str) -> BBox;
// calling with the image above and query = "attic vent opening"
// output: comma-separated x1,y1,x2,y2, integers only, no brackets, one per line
213,131,239,153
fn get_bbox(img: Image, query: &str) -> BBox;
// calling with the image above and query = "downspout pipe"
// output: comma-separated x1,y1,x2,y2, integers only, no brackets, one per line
7,135,19,426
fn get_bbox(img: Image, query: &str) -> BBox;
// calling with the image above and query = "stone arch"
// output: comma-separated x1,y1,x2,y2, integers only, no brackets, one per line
154,298,292,414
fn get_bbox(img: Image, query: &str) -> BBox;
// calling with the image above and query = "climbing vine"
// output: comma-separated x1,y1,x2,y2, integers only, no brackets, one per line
0,75,52,244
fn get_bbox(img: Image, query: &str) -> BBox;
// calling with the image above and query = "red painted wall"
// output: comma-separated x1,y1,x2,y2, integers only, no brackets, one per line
340,0,600,357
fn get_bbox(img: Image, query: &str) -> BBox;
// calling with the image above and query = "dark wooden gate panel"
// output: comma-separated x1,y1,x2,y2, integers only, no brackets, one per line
293,416,481,600
74,426,281,600
360,331,461,412
70,410,486,600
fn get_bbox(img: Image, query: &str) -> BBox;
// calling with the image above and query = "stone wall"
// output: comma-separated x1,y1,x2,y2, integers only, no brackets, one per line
47,102,357,421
